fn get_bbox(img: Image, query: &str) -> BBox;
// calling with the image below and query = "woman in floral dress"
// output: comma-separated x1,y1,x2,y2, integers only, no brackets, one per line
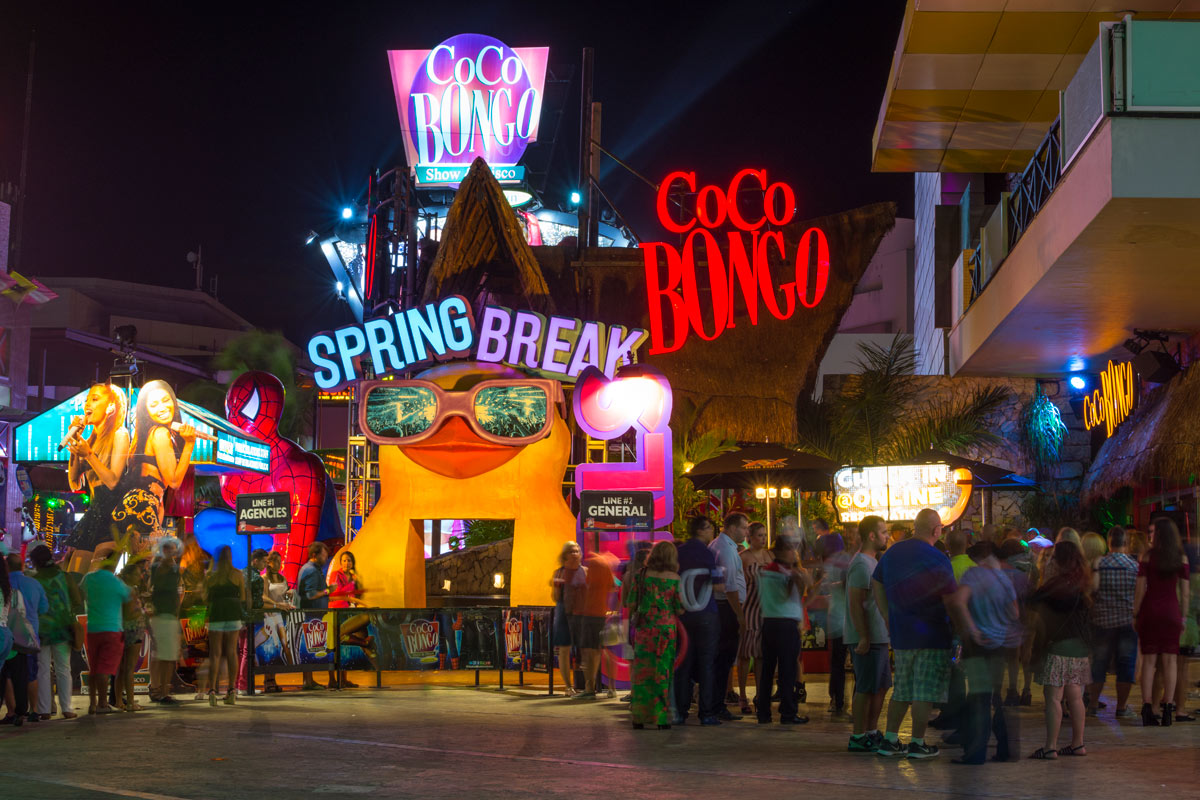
624,541,683,729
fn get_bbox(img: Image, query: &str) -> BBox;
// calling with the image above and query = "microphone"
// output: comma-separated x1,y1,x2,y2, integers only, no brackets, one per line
170,421,218,442
57,423,84,452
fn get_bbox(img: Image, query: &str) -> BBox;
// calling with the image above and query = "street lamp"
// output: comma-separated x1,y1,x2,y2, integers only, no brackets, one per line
755,485,795,547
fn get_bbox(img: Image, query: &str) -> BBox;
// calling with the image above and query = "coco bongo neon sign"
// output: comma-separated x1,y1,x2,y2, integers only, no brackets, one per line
640,169,830,355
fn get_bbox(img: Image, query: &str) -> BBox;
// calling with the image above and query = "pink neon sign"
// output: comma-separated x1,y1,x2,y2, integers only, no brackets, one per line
388,33,549,186
572,366,674,533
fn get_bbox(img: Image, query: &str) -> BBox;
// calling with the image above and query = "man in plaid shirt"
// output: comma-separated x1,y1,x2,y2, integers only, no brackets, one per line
1087,526,1139,717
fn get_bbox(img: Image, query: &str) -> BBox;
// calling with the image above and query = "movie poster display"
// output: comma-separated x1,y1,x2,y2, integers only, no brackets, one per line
454,609,499,669
516,607,552,674
250,607,554,674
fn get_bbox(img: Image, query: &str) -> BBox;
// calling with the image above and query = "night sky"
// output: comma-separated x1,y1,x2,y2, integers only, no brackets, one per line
0,1,911,344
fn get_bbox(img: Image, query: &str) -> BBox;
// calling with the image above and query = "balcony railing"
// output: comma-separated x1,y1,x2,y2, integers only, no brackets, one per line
1006,120,1062,252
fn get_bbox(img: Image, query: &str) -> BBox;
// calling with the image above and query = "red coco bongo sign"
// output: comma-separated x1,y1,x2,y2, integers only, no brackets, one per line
640,169,830,355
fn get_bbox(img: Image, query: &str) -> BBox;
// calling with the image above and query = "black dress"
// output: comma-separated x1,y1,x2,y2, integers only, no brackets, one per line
66,475,122,551
110,453,166,535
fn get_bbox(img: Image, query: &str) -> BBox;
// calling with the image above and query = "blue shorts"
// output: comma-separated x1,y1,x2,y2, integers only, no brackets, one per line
1090,625,1137,684
552,607,572,648
851,644,892,694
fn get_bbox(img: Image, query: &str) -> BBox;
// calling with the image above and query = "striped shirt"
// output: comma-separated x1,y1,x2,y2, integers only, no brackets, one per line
1092,552,1138,629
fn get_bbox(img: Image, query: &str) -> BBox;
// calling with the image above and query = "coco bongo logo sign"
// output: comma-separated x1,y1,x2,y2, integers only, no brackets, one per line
388,33,549,187
1083,360,1136,438
640,169,830,354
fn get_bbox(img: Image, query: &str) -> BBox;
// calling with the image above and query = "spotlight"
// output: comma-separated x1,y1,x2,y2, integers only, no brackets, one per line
341,206,353,220
113,324,138,350
336,281,343,294
304,230,320,245
1069,375,1087,391
569,191,581,206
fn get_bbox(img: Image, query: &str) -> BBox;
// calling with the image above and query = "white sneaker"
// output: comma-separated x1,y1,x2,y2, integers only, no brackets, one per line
236,690,252,697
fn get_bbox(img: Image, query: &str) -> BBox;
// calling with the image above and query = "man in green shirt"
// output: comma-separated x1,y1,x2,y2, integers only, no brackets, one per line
81,561,131,713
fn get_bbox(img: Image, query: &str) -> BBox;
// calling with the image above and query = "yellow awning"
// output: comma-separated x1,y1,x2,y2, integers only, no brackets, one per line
872,1,1200,173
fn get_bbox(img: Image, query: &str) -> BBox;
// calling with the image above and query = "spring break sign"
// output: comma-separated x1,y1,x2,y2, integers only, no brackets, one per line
388,33,549,187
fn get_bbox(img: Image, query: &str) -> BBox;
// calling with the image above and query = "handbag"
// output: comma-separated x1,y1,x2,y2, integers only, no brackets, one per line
9,592,40,655
600,611,626,647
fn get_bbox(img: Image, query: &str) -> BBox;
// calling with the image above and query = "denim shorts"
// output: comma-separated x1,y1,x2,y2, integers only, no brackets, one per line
851,644,892,694
1090,625,1137,684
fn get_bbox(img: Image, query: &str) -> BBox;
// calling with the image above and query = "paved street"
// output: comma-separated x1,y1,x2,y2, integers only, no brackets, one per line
2,670,1198,800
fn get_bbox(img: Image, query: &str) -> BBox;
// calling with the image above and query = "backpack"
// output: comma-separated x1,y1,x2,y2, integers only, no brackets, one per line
8,590,40,655
43,571,75,636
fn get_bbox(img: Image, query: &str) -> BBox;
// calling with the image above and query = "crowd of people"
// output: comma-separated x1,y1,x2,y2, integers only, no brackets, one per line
3,500,1196,768
614,509,1199,762
0,538,367,725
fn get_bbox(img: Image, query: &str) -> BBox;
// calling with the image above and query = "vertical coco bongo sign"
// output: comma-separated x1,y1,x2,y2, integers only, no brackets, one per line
388,34,549,187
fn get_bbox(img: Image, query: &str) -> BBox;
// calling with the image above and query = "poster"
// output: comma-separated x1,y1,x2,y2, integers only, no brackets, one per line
519,607,552,674
450,609,500,670
252,610,336,671
501,609,524,671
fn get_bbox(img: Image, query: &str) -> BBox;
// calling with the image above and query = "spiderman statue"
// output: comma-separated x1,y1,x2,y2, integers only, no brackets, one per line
221,371,326,583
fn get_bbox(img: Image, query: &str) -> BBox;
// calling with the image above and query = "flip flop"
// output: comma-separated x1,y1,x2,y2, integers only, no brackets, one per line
1057,745,1087,756
1029,747,1058,760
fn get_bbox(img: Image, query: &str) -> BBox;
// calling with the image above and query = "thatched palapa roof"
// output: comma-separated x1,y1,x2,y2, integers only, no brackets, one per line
1082,362,1200,502
421,158,554,315
422,158,896,444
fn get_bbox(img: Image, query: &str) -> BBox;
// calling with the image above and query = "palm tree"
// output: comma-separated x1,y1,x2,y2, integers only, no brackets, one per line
795,334,1010,465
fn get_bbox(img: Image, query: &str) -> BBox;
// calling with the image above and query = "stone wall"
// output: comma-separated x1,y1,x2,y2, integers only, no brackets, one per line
425,537,513,598
821,373,1091,530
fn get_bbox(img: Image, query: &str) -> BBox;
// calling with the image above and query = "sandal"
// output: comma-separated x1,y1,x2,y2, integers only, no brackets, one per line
1058,745,1087,756
739,702,754,715
1029,747,1058,760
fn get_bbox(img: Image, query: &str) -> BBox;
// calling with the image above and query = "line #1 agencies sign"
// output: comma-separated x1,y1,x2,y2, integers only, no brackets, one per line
236,492,292,534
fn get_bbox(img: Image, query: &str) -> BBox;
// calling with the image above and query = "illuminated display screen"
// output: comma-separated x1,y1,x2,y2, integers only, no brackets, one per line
834,464,972,525
15,388,270,474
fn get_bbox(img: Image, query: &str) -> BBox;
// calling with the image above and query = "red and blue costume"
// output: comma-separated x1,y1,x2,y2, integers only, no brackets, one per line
220,372,325,584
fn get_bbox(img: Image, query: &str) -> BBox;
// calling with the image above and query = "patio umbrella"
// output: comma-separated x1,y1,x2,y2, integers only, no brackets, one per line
911,449,1040,492
685,444,837,492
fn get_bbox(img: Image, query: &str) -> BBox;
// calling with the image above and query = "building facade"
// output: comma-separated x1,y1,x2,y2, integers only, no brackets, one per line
873,4,1200,531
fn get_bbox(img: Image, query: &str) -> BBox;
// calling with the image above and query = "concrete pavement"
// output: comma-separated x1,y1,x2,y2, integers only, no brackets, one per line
2,670,1198,800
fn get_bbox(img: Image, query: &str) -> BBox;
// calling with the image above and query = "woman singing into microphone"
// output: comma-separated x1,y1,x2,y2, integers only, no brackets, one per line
114,380,196,541
65,383,130,573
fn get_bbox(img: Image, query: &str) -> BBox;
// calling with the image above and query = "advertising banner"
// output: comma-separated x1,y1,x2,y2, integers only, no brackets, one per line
252,607,552,674
14,388,270,473
252,610,337,672
449,609,501,669
517,607,552,673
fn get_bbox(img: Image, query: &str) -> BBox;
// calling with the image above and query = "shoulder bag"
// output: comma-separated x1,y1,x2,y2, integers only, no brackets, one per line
9,591,40,654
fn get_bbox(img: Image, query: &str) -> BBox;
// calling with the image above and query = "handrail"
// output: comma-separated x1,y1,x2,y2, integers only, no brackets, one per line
968,242,984,303
1006,120,1062,252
